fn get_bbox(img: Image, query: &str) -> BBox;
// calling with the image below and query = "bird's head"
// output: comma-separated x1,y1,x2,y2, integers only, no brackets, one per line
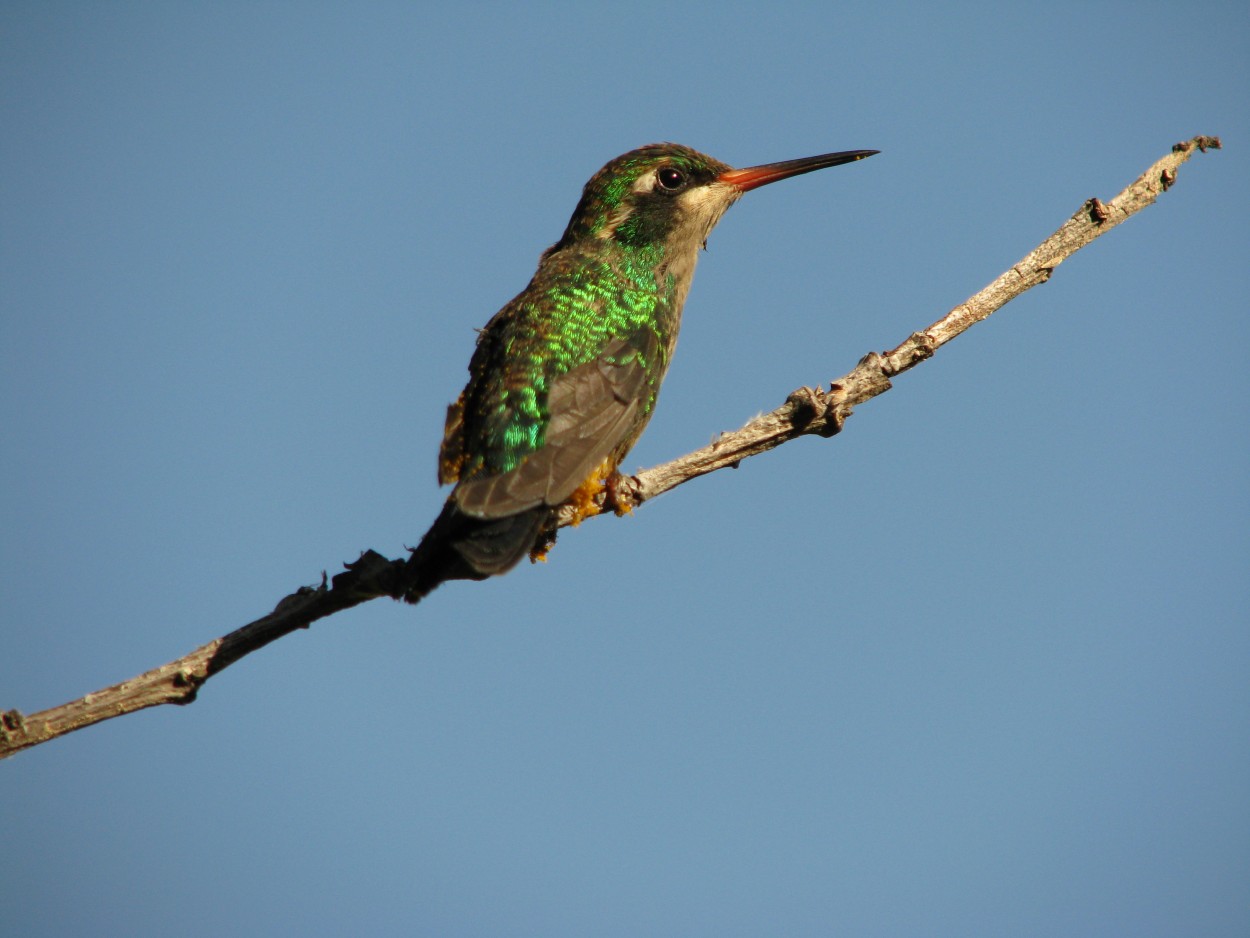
550,143,878,260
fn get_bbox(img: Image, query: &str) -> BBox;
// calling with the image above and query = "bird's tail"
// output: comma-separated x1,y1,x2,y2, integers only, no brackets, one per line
404,500,550,604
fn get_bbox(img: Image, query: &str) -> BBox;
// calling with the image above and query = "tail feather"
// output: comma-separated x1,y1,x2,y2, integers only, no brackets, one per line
404,500,550,603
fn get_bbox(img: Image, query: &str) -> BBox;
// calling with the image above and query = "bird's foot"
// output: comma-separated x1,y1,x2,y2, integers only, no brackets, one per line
604,472,640,516
564,460,616,526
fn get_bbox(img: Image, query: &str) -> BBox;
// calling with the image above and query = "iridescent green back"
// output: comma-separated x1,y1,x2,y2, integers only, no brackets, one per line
441,144,730,488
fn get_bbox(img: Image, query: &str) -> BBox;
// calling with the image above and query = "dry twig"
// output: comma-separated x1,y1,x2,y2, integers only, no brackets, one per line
1,136,1221,760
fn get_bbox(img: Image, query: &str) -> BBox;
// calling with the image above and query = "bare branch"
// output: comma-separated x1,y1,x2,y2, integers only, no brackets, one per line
0,135,1221,760
583,135,1224,513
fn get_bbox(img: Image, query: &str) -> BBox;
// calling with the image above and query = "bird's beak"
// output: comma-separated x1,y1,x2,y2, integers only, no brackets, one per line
718,149,879,192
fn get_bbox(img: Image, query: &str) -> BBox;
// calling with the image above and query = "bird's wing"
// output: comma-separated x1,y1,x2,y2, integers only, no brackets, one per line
453,333,654,518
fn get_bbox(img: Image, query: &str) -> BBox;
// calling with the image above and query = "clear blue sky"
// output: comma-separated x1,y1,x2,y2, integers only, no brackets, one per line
3,3,1247,936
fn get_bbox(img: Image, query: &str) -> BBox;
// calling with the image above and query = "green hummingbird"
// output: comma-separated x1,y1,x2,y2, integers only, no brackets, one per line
405,142,877,603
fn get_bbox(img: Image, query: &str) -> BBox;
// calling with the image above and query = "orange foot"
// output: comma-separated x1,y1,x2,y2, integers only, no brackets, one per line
564,459,616,527
529,461,635,563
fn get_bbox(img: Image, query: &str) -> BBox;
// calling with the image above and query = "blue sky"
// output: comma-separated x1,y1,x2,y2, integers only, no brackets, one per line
2,3,1247,936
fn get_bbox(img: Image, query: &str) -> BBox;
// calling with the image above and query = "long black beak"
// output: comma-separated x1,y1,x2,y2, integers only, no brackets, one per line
719,149,879,192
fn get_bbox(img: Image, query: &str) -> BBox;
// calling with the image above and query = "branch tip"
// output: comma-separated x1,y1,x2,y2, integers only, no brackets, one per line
1175,136,1221,154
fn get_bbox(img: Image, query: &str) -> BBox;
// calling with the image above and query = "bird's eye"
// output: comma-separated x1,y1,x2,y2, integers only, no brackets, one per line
656,167,686,191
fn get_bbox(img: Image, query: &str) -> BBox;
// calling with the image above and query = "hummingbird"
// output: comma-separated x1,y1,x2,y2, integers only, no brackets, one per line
404,143,877,603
